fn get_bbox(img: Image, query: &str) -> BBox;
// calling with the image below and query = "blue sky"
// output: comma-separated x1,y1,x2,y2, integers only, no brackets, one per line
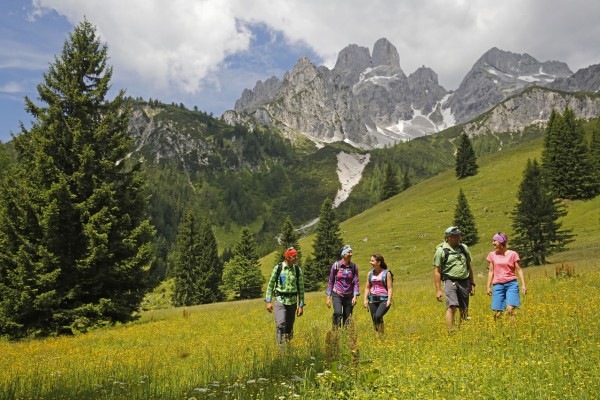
2,0,600,143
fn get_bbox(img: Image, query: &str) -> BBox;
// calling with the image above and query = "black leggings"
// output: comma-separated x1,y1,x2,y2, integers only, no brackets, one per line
368,301,390,329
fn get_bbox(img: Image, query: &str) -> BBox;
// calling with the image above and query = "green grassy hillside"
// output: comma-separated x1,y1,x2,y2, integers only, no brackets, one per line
3,133,599,399
261,136,600,284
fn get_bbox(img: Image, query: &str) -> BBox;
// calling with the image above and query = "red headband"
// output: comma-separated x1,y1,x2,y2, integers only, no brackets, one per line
284,248,298,258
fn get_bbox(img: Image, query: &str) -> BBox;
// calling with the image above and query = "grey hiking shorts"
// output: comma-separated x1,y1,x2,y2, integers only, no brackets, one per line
444,279,470,309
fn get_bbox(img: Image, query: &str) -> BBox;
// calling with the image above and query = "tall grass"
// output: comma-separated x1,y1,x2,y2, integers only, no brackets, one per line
3,135,600,399
2,260,599,399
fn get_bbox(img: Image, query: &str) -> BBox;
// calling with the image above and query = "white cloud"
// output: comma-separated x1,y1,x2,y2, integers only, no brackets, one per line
0,82,24,93
34,0,253,94
28,0,600,104
230,0,600,88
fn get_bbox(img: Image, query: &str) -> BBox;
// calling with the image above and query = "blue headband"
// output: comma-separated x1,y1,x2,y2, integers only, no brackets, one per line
341,246,352,257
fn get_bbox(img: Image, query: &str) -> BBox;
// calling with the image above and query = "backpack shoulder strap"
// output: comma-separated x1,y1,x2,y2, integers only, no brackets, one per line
368,269,389,287
459,244,470,262
443,247,451,265
275,263,283,288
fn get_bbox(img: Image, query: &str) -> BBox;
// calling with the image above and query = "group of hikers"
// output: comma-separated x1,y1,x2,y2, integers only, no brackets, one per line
264,226,527,343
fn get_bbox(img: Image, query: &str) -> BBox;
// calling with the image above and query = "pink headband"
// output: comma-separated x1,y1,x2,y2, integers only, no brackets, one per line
493,233,507,244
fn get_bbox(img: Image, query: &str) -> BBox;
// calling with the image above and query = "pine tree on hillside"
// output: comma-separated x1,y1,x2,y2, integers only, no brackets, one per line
541,107,596,199
455,133,478,179
273,216,301,265
589,119,600,196
196,218,223,303
172,211,203,306
222,227,264,300
453,188,479,246
0,20,155,338
368,163,383,205
301,255,321,292
380,162,400,201
401,169,411,191
309,198,344,283
511,159,574,266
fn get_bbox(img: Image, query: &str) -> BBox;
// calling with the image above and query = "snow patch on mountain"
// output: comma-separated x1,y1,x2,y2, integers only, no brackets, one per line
440,94,456,128
333,152,370,207
297,151,370,231
373,94,456,143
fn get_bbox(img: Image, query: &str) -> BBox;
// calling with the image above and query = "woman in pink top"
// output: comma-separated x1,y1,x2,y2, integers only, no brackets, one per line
486,232,527,320
363,253,393,335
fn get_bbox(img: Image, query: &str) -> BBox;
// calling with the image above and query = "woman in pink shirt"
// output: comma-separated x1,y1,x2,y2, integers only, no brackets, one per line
486,232,527,320
363,253,393,335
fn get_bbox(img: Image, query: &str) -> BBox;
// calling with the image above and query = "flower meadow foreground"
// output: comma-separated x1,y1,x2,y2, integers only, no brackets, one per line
1,261,599,399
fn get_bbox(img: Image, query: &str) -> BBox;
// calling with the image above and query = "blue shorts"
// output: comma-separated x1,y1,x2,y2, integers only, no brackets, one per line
491,280,520,311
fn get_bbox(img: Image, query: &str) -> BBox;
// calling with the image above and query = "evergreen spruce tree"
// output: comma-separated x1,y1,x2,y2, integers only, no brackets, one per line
401,169,411,191
511,159,574,266
455,133,478,179
196,218,223,303
541,109,560,179
301,255,321,292
309,198,344,283
0,20,154,338
368,163,383,204
589,119,600,196
222,227,264,300
273,216,301,265
380,162,400,201
453,188,479,246
172,211,203,306
541,107,596,199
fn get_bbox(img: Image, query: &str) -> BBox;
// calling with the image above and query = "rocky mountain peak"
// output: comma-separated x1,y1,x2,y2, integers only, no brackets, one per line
332,44,371,84
549,63,600,92
408,66,440,86
476,47,571,77
408,66,448,114
234,76,281,112
445,47,574,123
372,37,400,69
283,56,320,88
227,40,598,149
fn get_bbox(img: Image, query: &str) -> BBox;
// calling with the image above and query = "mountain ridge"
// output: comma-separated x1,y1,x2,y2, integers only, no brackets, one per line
226,39,598,148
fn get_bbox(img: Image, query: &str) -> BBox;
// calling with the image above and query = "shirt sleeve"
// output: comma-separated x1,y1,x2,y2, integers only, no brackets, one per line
297,267,305,307
265,264,279,303
510,250,520,263
352,264,360,296
433,247,444,268
325,263,336,295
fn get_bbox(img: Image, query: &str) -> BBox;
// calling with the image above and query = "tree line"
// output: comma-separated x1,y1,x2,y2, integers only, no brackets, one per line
447,108,600,266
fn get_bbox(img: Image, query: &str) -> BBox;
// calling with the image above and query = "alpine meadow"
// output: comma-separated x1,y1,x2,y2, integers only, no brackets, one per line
2,125,600,399
1,19,600,400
